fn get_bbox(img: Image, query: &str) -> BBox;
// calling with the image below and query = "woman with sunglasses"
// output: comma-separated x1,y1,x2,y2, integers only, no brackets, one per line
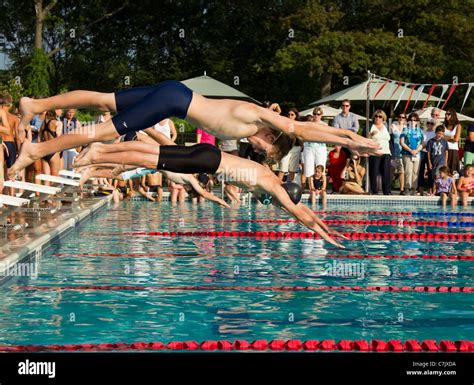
400,112,423,195
390,113,407,194
443,108,461,174
302,107,327,190
368,110,391,195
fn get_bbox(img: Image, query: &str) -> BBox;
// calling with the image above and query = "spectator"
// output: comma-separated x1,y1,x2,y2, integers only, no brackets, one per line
154,118,178,142
0,94,19,195
333,99,359,157
390,113,407,194
333,99,359,133
26,110,46,182
443,108,461,174
457,164,473,207
368,109,391,195
196,127,215,146
339,154,366,194
62,108,81,170
400,112,423,195
463,124,474,166
328,145,348,193
302,107,327,190
309,164,326,205
430,107,441,126
39,110,62,185
277,108,302,182
435,166,457,207
427,126,449,195
417,118,437,195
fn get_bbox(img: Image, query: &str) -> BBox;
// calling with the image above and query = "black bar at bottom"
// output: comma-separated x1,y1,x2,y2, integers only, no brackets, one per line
0,352,472,385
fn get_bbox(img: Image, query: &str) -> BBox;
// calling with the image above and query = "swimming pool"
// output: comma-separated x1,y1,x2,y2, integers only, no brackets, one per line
0,201,472,348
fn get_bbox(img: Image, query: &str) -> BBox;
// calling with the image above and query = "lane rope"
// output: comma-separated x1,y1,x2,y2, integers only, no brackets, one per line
111,231,473,241
183,219,473,227
52,253,474,260
16,285,474,292
0,339,471,352
312,210,474,217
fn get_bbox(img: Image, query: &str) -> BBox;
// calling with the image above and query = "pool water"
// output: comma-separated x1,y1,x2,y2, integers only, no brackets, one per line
0,201,473,345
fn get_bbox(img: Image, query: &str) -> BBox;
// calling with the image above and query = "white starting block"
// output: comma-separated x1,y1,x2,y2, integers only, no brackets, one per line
0,194,30,207
36,174,80,203
59,170,81,179
4,180,61,213
0,194,30,232
36,174,80,187
5,181,61,196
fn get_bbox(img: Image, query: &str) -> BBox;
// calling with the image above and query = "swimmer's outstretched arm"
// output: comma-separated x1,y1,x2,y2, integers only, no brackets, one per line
258,107,382,157
264,180,344,248
218,153,344,247
178,173,230,208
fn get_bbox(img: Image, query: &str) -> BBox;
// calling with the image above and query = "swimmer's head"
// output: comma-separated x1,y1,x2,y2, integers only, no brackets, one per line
198,173,209,185
258,182,303,206
248,127,294,162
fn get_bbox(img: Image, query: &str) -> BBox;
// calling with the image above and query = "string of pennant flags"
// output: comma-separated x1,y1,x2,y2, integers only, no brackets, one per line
368,73,473,113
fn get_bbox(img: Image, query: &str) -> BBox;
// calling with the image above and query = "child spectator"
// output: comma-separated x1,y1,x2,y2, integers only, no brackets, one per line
427,126,449,195
435,166,457,207
309,165,326,205
457,165,473,207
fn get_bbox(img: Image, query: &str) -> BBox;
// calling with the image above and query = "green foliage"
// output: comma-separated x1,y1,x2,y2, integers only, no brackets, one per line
0,78,25,103
24,48,53,97
0,0,471,115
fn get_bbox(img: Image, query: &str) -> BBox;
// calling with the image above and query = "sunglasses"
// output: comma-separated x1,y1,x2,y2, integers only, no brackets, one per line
398,116,406,119
314,113,322,116
342,104,350,107
410,119,419,122
445,113,451,116
374,115,383,118
427,122,435,125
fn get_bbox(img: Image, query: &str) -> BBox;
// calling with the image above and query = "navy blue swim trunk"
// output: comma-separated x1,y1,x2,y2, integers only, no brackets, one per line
112,80,193,136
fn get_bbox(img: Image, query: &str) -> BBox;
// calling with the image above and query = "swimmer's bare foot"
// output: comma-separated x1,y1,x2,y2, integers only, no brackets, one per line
8,140,38,180
74,142,104,167
78,167,97,189
18,97,38,133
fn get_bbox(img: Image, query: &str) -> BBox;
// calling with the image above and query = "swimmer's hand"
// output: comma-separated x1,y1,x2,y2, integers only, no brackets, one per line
347,133,383,157
206,192,231,208
312,224,345,248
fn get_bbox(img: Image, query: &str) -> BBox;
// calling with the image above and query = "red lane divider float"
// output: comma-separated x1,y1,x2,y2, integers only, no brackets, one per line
52,253,474,260
16,285,474,292
116,231,473,242
184,219,472,227
0,339,471,352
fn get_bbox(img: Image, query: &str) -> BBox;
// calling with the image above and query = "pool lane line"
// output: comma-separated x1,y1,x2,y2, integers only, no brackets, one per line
0,339,471,352
101,218,474,227
79,231,473,241
53,252,474,260
311,210,474,217
15,285,474,292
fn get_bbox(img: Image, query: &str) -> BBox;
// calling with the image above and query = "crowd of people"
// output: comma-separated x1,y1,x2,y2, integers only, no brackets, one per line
264,102,473,207
1,92,473,208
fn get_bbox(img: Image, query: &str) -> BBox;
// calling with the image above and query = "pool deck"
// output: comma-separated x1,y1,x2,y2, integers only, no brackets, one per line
0,195,112,283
